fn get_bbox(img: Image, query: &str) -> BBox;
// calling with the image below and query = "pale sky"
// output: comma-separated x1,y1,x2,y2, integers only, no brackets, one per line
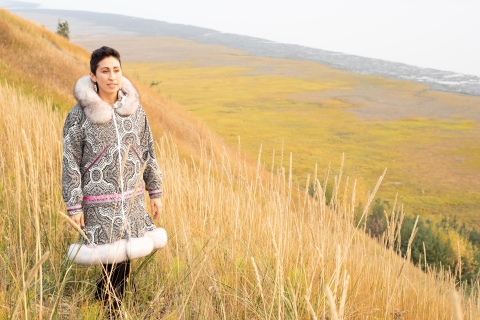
21,0,480,76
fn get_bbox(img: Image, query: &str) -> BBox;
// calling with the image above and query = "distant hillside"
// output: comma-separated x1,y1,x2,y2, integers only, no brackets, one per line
4,0,480,96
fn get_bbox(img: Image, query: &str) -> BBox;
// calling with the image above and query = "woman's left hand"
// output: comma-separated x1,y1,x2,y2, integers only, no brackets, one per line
150,198,162,220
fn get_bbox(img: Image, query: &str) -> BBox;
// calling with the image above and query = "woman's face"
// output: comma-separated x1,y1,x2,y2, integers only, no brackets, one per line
90,56,122,97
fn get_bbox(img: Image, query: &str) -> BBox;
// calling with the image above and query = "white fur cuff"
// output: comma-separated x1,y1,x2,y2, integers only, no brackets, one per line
67,228,168,265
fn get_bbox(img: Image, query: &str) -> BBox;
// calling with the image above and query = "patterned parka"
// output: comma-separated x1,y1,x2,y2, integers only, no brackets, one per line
62,76,167,265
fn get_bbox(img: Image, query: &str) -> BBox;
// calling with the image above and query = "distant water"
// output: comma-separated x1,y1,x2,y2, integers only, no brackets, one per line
5,3,480,96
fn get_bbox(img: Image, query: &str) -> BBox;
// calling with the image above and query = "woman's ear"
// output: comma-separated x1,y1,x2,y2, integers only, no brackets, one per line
90,72,97,83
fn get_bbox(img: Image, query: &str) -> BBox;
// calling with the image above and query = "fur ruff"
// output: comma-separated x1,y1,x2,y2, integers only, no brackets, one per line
67,228,168,265
73,76,140,124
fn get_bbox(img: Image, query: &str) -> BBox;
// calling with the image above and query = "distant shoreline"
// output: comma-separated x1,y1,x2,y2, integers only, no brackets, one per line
3,2,480,96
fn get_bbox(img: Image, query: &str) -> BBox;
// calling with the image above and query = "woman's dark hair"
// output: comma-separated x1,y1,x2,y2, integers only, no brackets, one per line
90,46,121,74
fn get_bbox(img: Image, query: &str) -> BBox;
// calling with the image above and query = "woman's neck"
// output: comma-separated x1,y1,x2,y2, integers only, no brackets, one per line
98,90,117,107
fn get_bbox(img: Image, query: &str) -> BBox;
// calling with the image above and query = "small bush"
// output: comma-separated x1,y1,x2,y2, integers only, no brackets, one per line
56,19,69,39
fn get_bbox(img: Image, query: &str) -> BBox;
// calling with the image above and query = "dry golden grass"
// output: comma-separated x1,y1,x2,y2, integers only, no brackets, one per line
0,9,88,108
1,81,479,319
1,8,479,319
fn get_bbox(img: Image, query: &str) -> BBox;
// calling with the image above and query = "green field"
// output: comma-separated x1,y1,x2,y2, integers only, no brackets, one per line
123,58,480,225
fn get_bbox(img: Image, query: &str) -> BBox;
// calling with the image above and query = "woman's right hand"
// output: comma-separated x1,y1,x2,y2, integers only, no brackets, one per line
70,213,85,228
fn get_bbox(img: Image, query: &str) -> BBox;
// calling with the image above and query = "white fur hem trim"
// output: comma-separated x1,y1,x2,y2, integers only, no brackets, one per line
67,228,167,265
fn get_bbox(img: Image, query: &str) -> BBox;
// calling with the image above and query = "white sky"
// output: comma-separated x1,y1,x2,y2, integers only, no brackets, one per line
24,0,480,76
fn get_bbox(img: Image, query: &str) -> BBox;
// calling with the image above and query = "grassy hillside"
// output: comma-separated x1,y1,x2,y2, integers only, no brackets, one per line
0,9,85,108
1,9,480,319
1,74,477,319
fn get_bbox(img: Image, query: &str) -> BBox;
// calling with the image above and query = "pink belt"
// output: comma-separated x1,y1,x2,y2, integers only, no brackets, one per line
83,186,144,205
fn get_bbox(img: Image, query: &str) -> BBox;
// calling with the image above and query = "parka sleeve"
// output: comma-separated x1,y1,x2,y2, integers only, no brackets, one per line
62,107,85,215
140,107,163,199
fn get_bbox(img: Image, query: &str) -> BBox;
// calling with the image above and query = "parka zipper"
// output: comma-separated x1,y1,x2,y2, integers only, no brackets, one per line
112,108,126,224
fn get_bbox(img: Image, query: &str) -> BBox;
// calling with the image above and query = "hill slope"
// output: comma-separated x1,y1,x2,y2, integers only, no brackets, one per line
2,74,478,319
0,9,479,319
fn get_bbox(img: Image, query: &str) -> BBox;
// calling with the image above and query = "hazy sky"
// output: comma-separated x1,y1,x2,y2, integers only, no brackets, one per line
22,0,480,76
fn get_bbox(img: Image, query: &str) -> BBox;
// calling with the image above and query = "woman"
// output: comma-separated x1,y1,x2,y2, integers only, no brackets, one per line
62,46,167,306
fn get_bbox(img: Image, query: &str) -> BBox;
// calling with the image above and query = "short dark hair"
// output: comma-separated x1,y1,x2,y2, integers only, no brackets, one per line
90,46,121,74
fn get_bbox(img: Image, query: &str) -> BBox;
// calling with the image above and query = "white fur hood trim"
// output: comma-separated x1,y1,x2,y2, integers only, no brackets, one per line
67,228,168,265
73,75,140,124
